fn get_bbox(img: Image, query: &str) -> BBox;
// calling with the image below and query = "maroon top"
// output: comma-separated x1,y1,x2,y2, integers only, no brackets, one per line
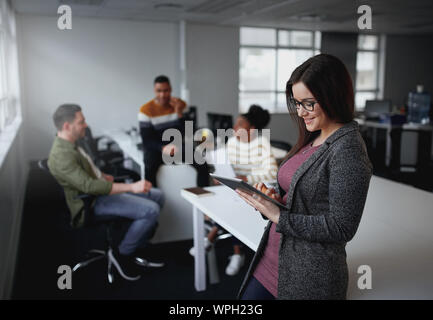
253,142,320,297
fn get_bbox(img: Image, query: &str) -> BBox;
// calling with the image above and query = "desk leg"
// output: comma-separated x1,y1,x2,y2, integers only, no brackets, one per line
193,206,206,291
372,127,377,148
386,128,392,167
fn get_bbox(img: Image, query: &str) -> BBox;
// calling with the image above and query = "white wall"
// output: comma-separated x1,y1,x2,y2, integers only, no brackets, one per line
17,14,180,161
186,23,239,127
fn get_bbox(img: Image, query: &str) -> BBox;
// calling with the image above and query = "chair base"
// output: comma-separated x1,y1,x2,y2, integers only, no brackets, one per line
72,248,165,283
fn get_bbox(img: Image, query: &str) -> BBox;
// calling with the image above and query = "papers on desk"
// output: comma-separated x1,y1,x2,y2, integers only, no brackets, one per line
206,147,236,178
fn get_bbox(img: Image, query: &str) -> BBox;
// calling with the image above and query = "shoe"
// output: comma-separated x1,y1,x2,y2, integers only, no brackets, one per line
189,238,213,256
134,256,165,268
108,249,141,281
133,247,165,268
225,254,245,276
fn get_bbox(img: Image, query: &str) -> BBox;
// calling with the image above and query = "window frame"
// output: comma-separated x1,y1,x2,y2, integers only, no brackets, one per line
355,34,384,111
0,0,22,168
239,27,321,114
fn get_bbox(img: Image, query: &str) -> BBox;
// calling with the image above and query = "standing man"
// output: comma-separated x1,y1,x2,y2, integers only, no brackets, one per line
48,104,164,280
138,75,208,187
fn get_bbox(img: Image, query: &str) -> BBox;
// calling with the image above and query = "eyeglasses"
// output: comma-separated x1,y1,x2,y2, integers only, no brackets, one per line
290,98,317,112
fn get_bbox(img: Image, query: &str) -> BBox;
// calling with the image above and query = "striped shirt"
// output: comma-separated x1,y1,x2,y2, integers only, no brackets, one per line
138,99,186,152
226,136,278,184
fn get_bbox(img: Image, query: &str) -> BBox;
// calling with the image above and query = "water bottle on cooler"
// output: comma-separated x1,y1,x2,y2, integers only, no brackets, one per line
407,85,431,124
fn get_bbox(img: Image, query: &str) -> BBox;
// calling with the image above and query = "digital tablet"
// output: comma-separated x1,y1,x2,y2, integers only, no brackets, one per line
210,173,287,210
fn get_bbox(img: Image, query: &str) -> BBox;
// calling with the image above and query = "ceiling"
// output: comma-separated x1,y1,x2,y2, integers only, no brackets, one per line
11,0,433,34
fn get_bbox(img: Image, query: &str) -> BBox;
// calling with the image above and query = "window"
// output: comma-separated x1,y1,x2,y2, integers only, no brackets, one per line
0,30,6,132
0,0,22,166
239,27,320,113
355,35,383,110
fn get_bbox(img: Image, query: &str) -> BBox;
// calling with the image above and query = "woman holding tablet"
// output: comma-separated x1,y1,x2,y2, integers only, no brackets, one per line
236,54,372,300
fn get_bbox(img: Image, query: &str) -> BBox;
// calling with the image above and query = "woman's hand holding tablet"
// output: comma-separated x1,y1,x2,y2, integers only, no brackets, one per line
235,182,282,224
210,174,285,223
254,182,283,204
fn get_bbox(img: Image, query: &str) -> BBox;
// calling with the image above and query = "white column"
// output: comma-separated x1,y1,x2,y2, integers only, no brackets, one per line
179,20,189,103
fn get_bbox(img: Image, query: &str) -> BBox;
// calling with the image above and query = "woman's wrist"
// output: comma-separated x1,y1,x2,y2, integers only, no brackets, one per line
270,211,280,224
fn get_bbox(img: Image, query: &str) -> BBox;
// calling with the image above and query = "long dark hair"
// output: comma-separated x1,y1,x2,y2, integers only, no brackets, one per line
285,54,354,159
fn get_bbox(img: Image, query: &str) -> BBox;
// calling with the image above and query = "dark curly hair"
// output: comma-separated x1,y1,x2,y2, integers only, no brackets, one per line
242,104,270,130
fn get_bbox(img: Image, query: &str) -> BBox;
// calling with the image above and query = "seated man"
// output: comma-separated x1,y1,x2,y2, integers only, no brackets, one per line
48,104,164,280
138,75,209,187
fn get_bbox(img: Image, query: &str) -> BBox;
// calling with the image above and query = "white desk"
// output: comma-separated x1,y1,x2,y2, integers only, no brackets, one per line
346,176,433,299
181,176,433,299
181,186,268,291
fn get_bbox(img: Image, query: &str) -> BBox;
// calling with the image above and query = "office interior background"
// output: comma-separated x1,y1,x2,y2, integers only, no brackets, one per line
1,0,433,300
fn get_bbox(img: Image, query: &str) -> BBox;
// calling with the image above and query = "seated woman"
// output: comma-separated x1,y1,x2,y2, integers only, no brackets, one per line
189,105,279,276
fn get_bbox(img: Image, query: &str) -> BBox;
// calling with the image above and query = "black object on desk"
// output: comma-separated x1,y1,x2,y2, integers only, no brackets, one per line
365,100,392,119
207,113,233,136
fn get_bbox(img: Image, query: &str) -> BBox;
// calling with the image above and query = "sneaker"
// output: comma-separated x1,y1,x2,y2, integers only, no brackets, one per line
135,256,165,268
133,247,165,268
189,238,213,256
108,249,141,281
225,254,245,276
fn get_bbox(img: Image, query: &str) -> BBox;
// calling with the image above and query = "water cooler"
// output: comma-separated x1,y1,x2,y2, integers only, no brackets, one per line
407,85,431,124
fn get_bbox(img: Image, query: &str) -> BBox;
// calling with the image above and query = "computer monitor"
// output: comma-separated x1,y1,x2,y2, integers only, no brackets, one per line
207,113,233,136
365,100,392,119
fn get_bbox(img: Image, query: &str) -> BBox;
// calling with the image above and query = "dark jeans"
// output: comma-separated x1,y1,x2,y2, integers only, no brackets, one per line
241,276,275,300
144,149,209,187
93,188,164,255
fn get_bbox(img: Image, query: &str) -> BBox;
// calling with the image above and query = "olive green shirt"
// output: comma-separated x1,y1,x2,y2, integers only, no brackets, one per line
48,136,113,227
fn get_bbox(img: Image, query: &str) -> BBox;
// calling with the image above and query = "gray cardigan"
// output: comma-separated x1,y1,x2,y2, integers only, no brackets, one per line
238,120,372,300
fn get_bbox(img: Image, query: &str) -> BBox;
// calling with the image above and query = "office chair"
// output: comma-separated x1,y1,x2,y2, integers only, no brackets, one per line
77,127,123,168
270,140,292,152
207,113,233,136
78,127,140,181
184,106,198,132
37,159,163,283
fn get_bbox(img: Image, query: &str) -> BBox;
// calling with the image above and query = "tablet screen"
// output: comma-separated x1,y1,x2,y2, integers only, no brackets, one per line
210,174,287,210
